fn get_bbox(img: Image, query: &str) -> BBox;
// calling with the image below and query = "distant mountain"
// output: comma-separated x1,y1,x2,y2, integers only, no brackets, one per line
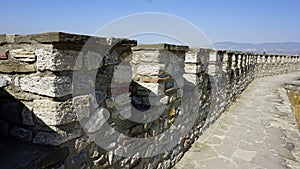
213,42,300,55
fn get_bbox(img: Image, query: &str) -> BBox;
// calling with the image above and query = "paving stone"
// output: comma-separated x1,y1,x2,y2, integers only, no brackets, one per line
231,155,260,169
251,150,286,169
197,158,238,169
223,136,240,147
190,144,219,161
233,148,256,162
213,144,235,158
237,140,258,151
206,135,223,145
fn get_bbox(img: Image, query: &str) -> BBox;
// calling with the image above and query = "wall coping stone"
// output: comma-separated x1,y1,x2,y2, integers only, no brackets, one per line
225,50,235,54
0,32,137,47
132,43,189,52
189,48,212,53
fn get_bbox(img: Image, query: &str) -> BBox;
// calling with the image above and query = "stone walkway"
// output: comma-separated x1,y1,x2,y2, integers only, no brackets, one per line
174,72,300,169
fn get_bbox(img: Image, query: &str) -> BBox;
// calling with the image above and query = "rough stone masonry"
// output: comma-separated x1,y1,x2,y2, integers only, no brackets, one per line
0,32,299,169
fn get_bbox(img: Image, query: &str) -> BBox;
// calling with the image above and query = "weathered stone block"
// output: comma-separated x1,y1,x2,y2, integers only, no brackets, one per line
209,51,218,62
137,64,166,76
185,52,200,63
33,126,81,146
185,49,210,65
137,82,165,95
183,74,199,85
83,50,104,71
73,74,95,93
113,93,131,106
166,63,183,74
132,44,189,52
184,64,201,74
0,75,11,88
14,32,137,46
142,76,170,83
132,44,188,68
168,52,185,64
73,94,99,121
35,47,83,71
112,64,133,85
84,107,110,133
0,61,36,73
32,99,76,126
74,135,93,153
118,105,132,119
147,95,169,106
19,75,72,98
208,64,219,75
132,51,167,63
103,50,121,66
0,34,16,44
14,32,89,44
10,49,36,62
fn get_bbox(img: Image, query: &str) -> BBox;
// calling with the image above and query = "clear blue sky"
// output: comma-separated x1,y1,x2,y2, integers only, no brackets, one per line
1,0,300,43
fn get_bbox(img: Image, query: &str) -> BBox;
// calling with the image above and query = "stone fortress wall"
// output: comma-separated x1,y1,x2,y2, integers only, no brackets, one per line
0,32,299,169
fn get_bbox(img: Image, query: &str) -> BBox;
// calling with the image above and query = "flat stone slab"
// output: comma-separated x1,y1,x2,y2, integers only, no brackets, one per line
0,32,137,46
174,72,300,169
132,43,189,52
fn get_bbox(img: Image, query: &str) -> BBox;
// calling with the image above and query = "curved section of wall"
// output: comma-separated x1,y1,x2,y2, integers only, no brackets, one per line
0,32,299,169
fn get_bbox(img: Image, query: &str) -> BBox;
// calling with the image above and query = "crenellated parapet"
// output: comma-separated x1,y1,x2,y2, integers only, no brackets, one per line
0,32,299,169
